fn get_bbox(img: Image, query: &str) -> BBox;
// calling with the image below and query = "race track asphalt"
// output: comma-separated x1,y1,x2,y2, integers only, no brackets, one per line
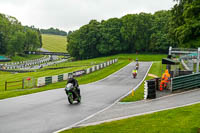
0,62,152,133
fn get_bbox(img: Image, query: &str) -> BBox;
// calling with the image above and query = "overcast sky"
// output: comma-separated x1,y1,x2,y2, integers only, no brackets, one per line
0,0,176,32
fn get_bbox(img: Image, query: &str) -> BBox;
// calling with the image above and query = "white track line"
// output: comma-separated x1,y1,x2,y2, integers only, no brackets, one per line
118,88,200,105
78,101,200,127
53,62,152,133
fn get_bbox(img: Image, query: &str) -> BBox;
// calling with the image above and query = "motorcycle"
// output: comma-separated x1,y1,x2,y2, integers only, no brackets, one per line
136,63,139,70
65,83,81,104
132,71,137,78
136,65,139,70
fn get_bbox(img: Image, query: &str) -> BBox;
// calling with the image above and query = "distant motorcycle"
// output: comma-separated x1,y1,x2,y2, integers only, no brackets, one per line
136,65,139,70
136,63,139,70
65,83,81,104
132,71,137,78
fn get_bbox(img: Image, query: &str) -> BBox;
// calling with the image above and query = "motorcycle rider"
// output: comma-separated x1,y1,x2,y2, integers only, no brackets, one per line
132,67,138,78
67,74,80,97
136,58,139,70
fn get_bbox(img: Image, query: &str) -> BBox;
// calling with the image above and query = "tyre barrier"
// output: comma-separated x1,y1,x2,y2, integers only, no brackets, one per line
144,79,156,99
37,59,118,87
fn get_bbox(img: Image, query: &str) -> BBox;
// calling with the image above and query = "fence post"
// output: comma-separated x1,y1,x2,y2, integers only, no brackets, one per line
5,81,7,91
171,78,173,92
197,47,200,73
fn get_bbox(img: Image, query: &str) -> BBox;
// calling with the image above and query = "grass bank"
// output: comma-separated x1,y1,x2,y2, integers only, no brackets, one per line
61,103,200,133
42,34,67,52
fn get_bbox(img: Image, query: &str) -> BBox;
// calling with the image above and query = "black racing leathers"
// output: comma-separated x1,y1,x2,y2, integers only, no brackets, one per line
67,78,80,96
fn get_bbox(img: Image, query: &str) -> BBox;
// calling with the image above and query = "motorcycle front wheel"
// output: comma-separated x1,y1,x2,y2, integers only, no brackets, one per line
77,96,81,103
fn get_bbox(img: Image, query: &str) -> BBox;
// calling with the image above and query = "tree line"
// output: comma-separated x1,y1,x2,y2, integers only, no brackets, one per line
0,13,42,57
40,27,67,36
67,0,200,59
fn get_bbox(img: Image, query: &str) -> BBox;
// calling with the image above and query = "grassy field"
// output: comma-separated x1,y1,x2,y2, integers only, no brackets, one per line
121,61,163,102
112,54,166,61
0,56,115,91
61,103,200,133
0,54,165,99
42,34,67,52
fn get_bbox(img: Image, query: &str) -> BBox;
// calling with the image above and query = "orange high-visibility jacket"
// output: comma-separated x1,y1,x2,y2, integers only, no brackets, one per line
161,69,170,82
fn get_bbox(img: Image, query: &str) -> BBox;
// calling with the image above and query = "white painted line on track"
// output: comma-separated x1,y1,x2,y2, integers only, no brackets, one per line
53,62,152,133
78,101,200,127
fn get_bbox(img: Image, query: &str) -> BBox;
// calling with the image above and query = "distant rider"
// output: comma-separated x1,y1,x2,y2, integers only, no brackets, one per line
136,58,139,70
132,67,138,78
67,74,80,96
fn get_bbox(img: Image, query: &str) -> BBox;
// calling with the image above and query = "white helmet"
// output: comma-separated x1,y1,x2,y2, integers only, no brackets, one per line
66,83,73,89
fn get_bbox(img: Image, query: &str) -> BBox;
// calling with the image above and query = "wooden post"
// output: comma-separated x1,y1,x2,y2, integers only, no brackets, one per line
5,81,7,91
22,79,24,89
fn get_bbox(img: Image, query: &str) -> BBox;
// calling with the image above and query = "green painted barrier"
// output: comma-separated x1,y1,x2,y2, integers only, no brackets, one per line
172,73,200,91
58,74,63,81
45,77,52,85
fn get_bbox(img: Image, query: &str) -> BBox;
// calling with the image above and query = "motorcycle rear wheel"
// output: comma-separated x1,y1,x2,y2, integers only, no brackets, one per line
68,94,73,104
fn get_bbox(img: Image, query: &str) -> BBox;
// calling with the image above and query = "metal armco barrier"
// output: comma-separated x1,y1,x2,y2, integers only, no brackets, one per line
25,51,70,56
171,73,200,91
144,79,156,99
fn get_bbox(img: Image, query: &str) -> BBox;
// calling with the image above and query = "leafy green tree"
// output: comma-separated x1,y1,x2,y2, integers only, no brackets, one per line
0,13,41,56
25,29,40,51
0,13,11,54
169,0,200,47
150,10,172,53
67,30,81,59
120,14,138,52
79,20,100,59
67,20,101,59
66,0,200,59
133,13,153,52
97,18,123,55
7,31,25,56
0,32,3,53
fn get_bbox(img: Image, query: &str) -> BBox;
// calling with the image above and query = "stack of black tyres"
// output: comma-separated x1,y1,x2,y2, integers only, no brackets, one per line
147,79,156,99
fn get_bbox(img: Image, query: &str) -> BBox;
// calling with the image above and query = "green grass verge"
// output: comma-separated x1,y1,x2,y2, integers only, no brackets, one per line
121,61,163,102
42,34,67,52
112,54,166,61
61,103,200,133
